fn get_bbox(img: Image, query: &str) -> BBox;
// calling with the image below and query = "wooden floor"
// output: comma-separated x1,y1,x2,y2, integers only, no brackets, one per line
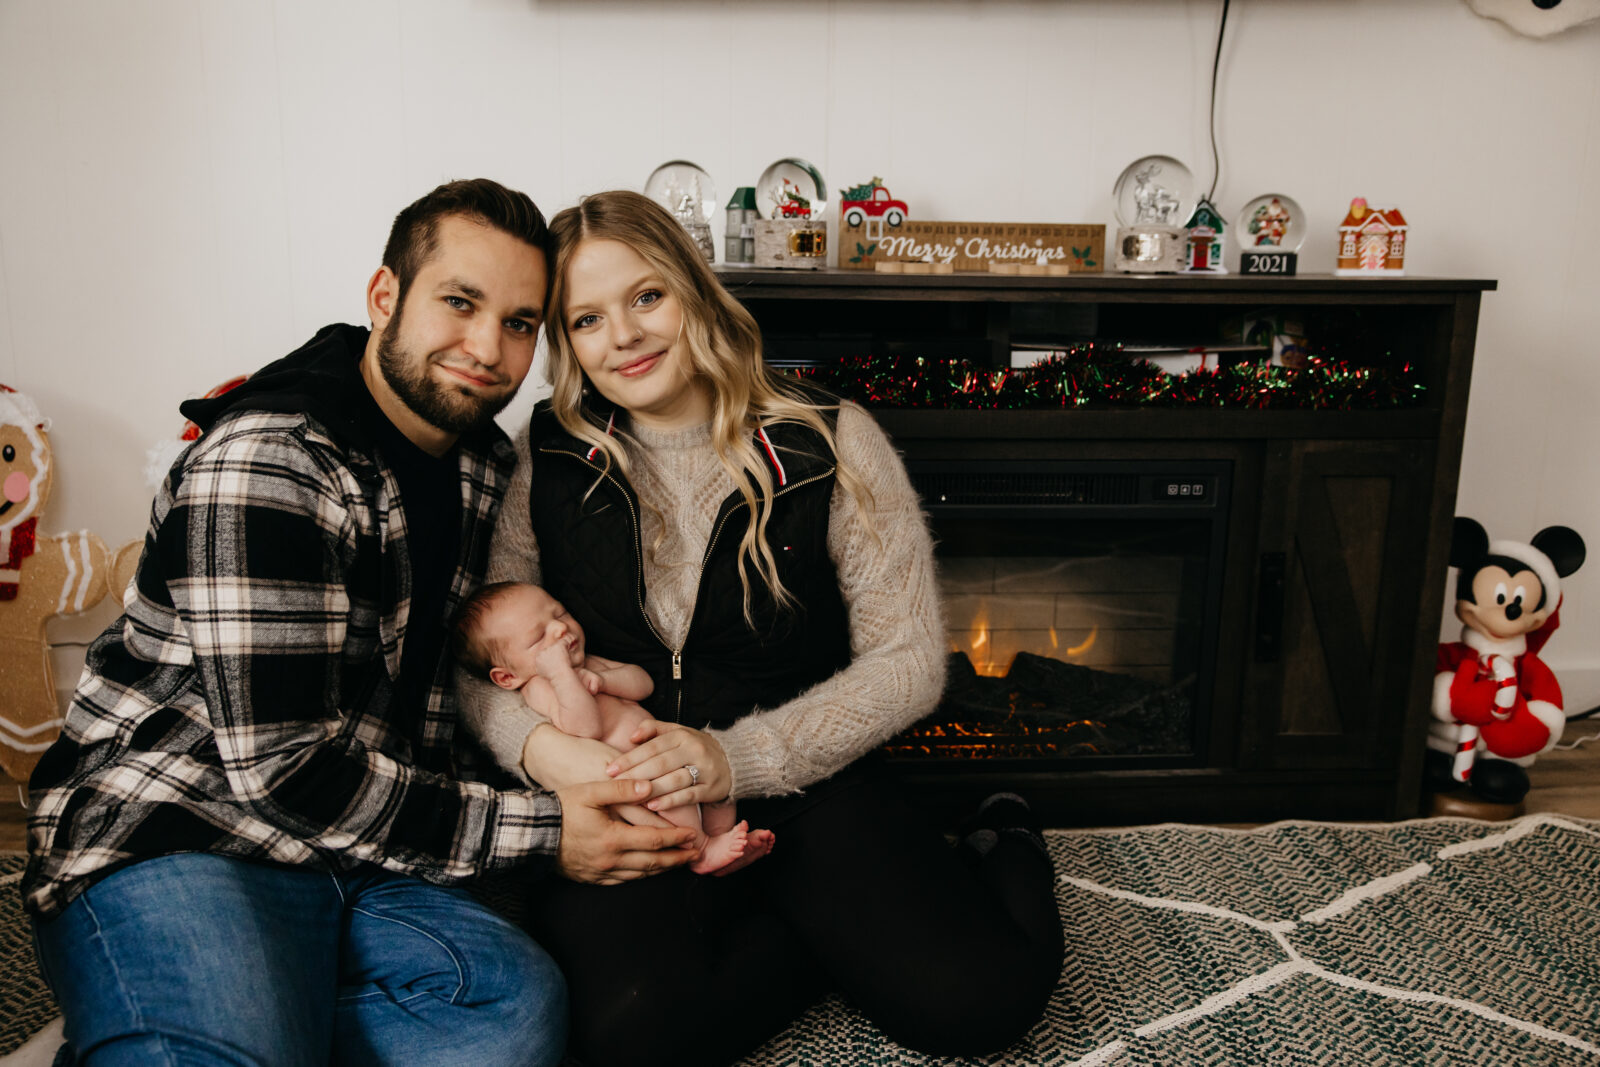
3,721,1599,853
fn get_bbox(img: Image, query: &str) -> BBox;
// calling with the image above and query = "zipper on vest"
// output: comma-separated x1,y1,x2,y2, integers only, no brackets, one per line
546,441,835,725
670,466,836,723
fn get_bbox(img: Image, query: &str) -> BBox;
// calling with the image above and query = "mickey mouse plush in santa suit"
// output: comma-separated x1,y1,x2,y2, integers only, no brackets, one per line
1428,516,1586,808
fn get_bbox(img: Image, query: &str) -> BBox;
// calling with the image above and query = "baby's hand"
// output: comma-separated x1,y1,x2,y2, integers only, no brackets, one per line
534,627,575,678
576,667,603,695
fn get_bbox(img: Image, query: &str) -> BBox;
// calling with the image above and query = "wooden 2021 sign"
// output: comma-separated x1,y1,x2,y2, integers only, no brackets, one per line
840,220,1105,273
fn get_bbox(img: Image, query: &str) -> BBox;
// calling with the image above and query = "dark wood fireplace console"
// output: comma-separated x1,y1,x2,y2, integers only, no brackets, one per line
717,268,1495,826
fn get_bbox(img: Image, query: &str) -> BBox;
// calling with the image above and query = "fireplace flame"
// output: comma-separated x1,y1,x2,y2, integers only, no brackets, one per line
953,602,1103,677
960,607,985,675
959,605,1006,676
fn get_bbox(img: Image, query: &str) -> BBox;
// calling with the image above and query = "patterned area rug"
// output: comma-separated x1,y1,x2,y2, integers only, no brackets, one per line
739,815,1600,1066
5,816,1598,1064
0,856,57,1057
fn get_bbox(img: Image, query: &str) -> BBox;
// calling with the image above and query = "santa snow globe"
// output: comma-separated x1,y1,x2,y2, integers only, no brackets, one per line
1235,193,1306,275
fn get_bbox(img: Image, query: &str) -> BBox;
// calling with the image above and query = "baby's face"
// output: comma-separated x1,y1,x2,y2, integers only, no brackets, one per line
492,585,587,684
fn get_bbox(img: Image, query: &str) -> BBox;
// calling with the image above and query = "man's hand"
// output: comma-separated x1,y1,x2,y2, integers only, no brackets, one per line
554,779,700,885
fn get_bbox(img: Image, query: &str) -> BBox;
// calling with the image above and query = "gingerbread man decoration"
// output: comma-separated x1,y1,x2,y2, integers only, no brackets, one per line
0,385,116,783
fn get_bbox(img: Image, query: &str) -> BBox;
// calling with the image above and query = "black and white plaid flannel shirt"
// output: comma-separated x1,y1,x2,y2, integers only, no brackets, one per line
24,376,560,919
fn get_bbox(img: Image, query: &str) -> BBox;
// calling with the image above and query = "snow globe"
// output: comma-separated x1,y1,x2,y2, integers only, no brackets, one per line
1112,155,1194,273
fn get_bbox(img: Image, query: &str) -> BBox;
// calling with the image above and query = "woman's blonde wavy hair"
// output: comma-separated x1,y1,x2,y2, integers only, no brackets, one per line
543,189,874,621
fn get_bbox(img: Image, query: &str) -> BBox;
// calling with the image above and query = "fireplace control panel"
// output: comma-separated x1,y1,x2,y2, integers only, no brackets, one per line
907,464,1226,512
1153,477,1213,502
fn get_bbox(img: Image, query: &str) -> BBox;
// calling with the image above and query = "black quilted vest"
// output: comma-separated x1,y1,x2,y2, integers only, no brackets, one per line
527,400,852,728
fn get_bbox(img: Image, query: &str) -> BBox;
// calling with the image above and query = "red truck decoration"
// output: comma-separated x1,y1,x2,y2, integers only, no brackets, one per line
773,178,813,218
840,178,908,228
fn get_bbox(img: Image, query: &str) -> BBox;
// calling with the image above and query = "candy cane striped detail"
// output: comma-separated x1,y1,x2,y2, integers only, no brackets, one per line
586,412,616,461
756,427,787,486
1490,654,1517,718
1452,724,1480,782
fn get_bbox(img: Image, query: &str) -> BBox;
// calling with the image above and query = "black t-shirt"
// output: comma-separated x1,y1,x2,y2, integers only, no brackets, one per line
356,388,462,727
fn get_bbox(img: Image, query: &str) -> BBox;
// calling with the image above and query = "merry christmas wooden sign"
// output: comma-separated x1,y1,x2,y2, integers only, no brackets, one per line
840,220,1105,273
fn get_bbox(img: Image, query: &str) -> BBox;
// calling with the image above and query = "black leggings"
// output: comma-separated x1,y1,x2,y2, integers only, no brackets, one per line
524,761,1064,1066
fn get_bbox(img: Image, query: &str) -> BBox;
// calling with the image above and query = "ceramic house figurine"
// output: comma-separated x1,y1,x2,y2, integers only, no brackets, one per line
1335,198,1408,275
1183,198,1227,273
725,187,759,266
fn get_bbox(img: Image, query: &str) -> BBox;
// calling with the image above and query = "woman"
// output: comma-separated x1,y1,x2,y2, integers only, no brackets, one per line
461,190,1062,1065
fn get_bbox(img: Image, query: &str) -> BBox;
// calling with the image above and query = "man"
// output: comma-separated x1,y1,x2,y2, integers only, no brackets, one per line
23,179,698,1066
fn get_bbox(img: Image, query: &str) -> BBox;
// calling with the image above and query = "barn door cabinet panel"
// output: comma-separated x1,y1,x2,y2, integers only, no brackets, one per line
1240,439,1435,774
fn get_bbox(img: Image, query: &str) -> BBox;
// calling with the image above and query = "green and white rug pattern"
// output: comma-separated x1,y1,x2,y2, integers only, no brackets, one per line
6,816,1598,1064
740,815,1600,1066
0,857,56,1058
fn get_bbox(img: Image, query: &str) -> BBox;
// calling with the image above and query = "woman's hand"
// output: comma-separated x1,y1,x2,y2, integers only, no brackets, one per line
607,719,732,811
521,722,624,791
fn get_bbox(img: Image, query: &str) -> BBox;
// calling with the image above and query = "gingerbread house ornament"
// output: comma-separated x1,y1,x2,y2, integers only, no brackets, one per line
0,385,116,782
1183,198,1227,274
1336,198,1408,276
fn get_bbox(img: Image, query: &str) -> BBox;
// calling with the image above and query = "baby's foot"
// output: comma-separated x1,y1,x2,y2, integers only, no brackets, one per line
710,827,774,878
691,820,747,875
692,819,754,875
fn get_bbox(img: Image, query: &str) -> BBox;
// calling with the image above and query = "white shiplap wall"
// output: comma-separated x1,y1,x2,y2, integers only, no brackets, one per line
3,0,1599,706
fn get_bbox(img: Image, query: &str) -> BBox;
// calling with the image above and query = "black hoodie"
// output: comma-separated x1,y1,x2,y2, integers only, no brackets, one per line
180,323,377,445
182,321,468,724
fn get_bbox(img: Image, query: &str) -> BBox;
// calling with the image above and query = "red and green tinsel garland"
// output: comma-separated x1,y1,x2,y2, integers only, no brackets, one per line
791,343,1423,410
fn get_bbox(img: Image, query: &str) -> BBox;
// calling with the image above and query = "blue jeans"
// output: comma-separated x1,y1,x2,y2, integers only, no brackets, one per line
31,853,566,1066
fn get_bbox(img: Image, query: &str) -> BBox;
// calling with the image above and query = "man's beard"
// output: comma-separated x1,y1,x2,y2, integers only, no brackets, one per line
376,308,514,436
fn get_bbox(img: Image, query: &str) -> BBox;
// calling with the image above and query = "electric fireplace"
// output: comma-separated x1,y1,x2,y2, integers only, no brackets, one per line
886,460,1230,772
724,267,1492,824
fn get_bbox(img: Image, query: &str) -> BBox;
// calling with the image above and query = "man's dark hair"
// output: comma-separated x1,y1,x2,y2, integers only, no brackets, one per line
383,179,555,302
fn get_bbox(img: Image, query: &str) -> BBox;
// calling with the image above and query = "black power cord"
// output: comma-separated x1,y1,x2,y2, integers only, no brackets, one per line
1206,0,1232,203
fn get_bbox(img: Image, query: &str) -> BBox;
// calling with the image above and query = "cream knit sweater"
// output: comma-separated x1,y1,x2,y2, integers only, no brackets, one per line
456,401,947,799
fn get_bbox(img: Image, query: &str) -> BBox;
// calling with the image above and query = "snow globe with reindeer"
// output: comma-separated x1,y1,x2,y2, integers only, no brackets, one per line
1112,155,1194,273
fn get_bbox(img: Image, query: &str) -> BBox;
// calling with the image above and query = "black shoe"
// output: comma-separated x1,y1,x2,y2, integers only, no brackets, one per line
960,792,1047,858
1424,749,1464,794
1471,760,1531,805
